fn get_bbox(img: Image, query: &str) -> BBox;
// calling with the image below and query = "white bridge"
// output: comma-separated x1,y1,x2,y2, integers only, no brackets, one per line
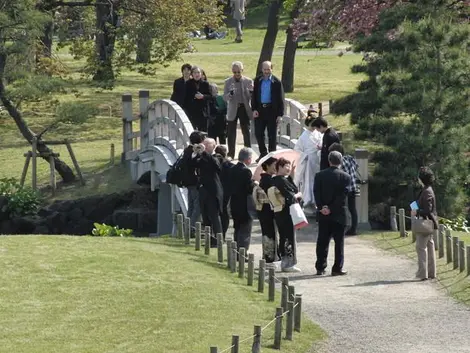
121,90,369,235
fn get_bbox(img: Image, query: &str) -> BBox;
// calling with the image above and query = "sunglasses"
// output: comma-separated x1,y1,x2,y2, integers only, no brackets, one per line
232,71,241,74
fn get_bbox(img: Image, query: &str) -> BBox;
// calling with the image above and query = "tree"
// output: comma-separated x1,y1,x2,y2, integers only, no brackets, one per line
332,0,470,217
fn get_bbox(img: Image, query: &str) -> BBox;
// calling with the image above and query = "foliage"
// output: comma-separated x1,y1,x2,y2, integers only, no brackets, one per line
0,178,42,218
439,217,470,233
91,223,133,237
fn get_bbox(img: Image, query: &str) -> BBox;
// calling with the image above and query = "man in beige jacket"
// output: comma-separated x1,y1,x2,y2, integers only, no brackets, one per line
231,0,246,43
223,61,254,159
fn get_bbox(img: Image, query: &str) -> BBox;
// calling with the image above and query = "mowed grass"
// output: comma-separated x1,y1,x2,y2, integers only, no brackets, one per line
0,236,324,353
363,232,470,305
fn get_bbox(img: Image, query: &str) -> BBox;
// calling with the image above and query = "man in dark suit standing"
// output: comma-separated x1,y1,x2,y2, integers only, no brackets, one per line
251,61,285,162
229,147,255,252
313,117,341,170
170,63,192,108
314,151,351,276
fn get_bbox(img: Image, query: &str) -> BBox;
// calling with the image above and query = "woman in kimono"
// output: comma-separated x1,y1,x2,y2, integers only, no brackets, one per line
294,114,323,206
268,157,302,272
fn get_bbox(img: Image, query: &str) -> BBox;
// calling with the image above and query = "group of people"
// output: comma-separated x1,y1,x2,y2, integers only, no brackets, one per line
170,60,285,162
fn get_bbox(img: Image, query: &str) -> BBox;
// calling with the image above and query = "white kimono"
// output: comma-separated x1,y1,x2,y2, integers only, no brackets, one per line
294,129,323,205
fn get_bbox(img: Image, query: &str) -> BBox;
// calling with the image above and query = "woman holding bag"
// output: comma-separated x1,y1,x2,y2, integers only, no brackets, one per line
268,158,302,273
411,167,437,281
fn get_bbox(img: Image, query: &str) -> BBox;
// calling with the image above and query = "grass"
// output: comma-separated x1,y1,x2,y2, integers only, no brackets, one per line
362,231,470,305
0,235,324,353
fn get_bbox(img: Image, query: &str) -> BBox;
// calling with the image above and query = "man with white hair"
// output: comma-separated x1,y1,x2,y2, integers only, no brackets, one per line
223,61,254,159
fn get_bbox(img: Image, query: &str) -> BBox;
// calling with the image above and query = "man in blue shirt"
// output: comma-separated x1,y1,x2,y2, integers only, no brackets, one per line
251,61,285,162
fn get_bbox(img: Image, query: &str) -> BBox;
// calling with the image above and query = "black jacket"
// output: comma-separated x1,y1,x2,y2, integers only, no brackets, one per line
314,166,351,225
183,79,212,121
170,77,187,108
320,127,340,170
229,162,255,222
192,151,223,212
180,145,198,187
251,75,285,118
272,175,299,207
259,173,274,193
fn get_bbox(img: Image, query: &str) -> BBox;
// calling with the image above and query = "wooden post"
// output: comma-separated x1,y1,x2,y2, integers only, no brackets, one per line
318,102,323,117
139,90,150,149
239,248,246,278
438,225,445,259
121,93,133,162
31,136,38,191
355,149,370,230
226,238,232,268
251,325,261,353
390,206,398,231
184,217,190,245
258,259,266,293
453,236,459,270
205,226,211,255
399,208,406,237
49,155,56,196
110,143,115,165
210,347,218,353
217,233,223,263
281,277,289,311
171,213,177,237
231,335,239,353
446,229,452,264
195,222,201,250
288,285,295,303
231,241,237,273
65,140,85,185
20,152,31,187
247,253,255,286
274,307,283,349
459,240,465,273
294,294,302,332
268,268,275,302
286,301,294,340
467,246,470,276
177,214,184,239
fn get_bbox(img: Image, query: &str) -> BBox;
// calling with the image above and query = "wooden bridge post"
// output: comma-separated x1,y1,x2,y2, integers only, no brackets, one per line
355,149,370,230
139,90,150,150
121,93,133,163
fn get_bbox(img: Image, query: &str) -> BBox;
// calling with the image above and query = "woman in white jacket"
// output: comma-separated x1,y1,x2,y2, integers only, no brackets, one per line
293,115,323,206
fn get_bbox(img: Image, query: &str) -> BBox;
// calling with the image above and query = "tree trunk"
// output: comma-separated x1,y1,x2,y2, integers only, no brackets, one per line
41,21,54,58
0,52,76,183
93,3,116,82
136,33,152,64
256,0,282,76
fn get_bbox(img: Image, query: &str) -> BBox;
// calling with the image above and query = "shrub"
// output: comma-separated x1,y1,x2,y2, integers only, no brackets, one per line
91,223,133,237
0,178,42,218
439,217,470,233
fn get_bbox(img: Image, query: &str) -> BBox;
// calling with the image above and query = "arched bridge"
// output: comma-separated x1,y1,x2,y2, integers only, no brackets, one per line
121,90,369,235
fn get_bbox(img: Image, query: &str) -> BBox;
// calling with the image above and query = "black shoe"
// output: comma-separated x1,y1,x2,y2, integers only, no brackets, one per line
316,270,326,276
332,270,348,276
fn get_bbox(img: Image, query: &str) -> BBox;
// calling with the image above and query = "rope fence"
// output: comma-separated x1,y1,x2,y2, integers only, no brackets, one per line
389,206,470,279
172,213,304,352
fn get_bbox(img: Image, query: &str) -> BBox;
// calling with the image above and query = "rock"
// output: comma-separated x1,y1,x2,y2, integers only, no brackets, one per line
113,210,139,230
0,196,9,222
33,225,50,234
46,212,68,234
68,207,83,222
12,216,40,234
139,210,157,233
0,220,17,235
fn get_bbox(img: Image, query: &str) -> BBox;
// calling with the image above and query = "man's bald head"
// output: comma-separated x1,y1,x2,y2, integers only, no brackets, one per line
262,61,273,77
203,138,216,154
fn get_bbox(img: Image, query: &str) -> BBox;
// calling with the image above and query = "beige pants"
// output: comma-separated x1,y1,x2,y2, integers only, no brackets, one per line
415,233,436,279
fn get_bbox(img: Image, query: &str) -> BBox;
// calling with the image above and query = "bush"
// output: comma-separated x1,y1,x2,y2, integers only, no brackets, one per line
439,217,470,233
0,178,42,218
91,223,133,237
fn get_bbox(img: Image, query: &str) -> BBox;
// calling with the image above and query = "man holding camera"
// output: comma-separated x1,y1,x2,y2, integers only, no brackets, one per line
223,61,253,160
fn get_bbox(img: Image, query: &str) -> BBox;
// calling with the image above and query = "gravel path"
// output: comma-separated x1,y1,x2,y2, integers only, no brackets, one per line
185,50,354,56
242,221,470,353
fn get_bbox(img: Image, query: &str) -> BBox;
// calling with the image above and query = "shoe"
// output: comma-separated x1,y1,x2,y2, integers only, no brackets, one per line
331,270,348,276
282,266,301,273
420,277,428,281
316,270,326,276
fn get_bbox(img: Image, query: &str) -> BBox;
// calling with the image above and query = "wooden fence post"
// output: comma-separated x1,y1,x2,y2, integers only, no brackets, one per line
286,301,294,340
247,253,254,286
294,294,302,332
453,236,459,270
268,268,275,302
217,233,223,263
318,102,323,117
226,238,232,268
210,347,218,353
231,335,239,353
49,155,56,196
438,225,445,259
20,151,32,187
110,143,115,165
390,206,398,231
467,246,470,276
231,241,238,273
239,248,246,278
446,229,452,264
65,140,85,185
274,307,283,349
252,325,261,353
139,90,150,149
195,222,201,251
205,226,211,255
121,93,133,162
258,259,266,293
281,277,289,311
172,213,177,237
288,285,295,306
399,208,406,237
177,214,184,239
31,136,38,191
459,240,465,273
184,217,190,245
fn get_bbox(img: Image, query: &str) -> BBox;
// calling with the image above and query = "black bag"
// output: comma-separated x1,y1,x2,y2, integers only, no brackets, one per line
166,154,185,187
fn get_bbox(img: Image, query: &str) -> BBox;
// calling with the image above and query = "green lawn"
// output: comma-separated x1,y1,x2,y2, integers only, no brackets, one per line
0,236,324,353
363,231,470,305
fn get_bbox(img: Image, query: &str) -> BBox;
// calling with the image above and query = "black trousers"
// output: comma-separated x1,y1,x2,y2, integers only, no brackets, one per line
221,199,230,240
227,106,251,159
199,188,222,246
315,220,345,272
208,114,227,145
257,204,278,263
274,207,297,268
347,192,358,233
233,217,252,253
254,105,277,157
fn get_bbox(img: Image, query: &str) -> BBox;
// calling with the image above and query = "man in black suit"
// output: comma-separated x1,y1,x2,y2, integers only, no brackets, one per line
251,61,285,161
313,151,351,276
192,138,223,247
170,63,192,108
229,147,255,252
313,117,341,170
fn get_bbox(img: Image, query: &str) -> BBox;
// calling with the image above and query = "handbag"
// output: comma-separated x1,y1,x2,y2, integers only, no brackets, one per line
289,203,309,230
411,217,434,235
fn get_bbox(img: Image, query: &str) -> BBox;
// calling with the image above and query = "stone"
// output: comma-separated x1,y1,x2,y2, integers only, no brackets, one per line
46,212,68,234
33,225,50,234
0,220,17,235
12,216,40,234
0,196,9,222
139,210,157,233
113,210,139,230
68,207,83,222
